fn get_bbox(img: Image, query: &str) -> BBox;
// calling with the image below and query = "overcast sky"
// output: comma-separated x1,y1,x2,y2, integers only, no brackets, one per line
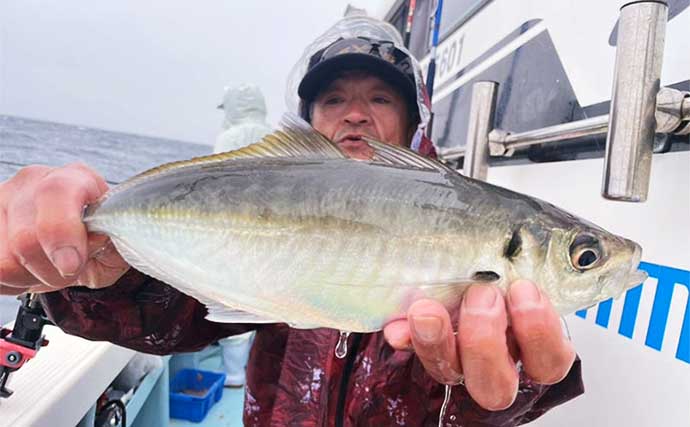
0,0,392,144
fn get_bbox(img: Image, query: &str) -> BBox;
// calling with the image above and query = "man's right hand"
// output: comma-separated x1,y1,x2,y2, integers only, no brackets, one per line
0,163,130,295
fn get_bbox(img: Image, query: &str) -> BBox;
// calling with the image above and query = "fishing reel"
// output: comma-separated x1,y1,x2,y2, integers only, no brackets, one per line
0,293,51,399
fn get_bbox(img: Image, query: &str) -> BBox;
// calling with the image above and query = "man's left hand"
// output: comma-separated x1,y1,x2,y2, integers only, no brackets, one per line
383,280,576,411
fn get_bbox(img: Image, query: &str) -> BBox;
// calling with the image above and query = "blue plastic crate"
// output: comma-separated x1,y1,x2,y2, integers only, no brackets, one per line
169,368,226,422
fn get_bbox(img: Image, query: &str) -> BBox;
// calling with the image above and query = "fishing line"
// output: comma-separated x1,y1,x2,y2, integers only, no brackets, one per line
438,384,452,427
561,316,572,340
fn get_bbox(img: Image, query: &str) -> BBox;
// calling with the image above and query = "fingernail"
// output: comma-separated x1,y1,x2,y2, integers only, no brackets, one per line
509,280,542,308
411,315,442,342
50,246,82,278
463,285,499,310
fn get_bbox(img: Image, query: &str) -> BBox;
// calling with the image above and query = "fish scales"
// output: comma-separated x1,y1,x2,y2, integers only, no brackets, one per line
84,118,645,332
87,159,502,329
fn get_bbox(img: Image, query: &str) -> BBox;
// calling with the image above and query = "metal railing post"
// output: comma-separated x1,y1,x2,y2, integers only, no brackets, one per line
602,1,668,202
462,81,498,180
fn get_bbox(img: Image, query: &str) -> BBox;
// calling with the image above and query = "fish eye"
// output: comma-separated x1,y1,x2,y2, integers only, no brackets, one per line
569,234,601,271
574,248,599,268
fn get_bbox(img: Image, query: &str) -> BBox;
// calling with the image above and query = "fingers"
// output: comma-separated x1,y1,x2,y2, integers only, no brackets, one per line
74,238,130,289
0,206,38,288
6,183,66,287
407,299,463,384
507,280,576,385
1,167,52,289
1,163,108,289
382,300,464,383
457,285,518,411
33,164,107,277
384,280,577,413
383,319,412,350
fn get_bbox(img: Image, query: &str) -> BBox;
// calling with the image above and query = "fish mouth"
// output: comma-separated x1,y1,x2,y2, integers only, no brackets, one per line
627,270,648,288
625,242,647,288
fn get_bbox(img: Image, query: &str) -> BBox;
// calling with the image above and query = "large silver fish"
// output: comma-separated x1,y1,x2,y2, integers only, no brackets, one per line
83,115,647,332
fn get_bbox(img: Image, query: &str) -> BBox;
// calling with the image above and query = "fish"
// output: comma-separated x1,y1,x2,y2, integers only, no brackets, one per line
82,114,647,333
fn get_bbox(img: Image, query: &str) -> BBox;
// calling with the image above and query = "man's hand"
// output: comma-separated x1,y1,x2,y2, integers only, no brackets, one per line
0,163,130,295
383,280,576,411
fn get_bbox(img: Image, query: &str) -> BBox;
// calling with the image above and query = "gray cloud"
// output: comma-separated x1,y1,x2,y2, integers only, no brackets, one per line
0,0,386,145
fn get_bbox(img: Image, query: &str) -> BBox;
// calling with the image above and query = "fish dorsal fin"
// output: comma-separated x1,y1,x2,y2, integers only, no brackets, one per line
252,112,347,160
363,137,456,174
120,113,346,185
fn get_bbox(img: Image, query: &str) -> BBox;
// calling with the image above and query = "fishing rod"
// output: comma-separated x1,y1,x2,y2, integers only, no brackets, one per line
403,0,417,49
425,0,443,103
424,0,443,139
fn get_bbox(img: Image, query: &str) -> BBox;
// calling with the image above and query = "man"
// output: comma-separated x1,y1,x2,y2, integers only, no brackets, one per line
214,83,273,387
0,16,583,426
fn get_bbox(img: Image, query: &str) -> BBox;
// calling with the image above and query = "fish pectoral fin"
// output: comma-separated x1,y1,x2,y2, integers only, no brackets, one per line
205,303,280,324
318,278,499,313
319,277,493,289
410,278,502,310
362,137,457,174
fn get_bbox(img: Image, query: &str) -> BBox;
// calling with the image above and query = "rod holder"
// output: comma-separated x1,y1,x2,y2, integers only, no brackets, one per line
602,1,668,202
462,81,498,180
655,87,688,133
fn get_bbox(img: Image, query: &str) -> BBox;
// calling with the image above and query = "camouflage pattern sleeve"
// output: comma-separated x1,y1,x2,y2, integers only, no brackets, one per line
39,268,255,354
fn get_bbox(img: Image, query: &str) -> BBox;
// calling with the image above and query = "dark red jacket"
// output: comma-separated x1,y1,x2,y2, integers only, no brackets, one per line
40,269,583,426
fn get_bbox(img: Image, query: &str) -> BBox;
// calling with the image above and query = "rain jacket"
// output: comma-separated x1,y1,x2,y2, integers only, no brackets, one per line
215,84,273,154
40,270,583,427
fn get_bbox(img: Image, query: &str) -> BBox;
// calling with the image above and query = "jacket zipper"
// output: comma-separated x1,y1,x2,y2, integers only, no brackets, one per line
335,333,363,427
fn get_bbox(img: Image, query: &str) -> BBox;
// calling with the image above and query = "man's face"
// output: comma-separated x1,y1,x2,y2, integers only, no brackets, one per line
310,73,411,160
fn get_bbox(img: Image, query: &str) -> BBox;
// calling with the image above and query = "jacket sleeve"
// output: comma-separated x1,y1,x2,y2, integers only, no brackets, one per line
38,269,257,355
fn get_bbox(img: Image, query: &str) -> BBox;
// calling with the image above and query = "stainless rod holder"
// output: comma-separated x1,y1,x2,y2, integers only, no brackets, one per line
462,81,498,180
602,1,668,202
676,93,690,135
655,87,689,133
489,115,609,156
438,86,687,162
438,146,465,161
